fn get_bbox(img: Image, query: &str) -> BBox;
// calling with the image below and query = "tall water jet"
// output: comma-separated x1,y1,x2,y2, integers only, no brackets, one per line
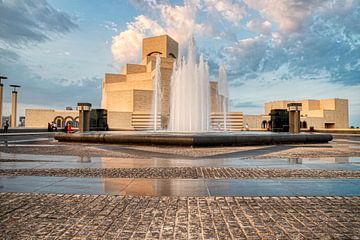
169,37,211,132
218,63,229,131
151,55,162,131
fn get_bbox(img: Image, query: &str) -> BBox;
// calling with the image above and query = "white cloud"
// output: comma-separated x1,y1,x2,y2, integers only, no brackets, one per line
202,0,245,25
243,0,355,33
111,1,212,66
246,20,272,35
103,21,118,33
111,15,165,66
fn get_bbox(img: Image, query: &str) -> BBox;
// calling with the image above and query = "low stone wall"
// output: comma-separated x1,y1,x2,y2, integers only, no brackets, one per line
55,132,333,147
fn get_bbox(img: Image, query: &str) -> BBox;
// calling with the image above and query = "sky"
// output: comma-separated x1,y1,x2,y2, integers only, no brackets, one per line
0,0,359,126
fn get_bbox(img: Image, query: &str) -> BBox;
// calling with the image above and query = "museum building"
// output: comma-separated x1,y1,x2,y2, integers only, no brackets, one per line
25,35,348,130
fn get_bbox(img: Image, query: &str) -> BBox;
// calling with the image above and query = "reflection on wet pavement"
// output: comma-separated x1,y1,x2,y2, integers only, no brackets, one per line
1,176,359,196
1,134,360,196
1,151,360,170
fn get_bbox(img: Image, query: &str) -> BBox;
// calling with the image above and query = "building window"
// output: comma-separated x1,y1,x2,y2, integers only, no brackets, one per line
56,119,62,127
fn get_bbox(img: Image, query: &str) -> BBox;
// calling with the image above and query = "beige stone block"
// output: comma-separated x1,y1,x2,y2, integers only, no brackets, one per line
133,90,153,113
122,64,147,74
142,35,178,60
106,90,134,112
104,74,126,84
108,111,133,129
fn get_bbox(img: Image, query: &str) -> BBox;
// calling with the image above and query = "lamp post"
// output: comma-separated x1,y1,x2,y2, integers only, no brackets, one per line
9,84,20,128
0,76,7,127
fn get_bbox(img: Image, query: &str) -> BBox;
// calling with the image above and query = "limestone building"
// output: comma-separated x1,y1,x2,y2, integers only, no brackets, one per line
244,98,349,130
24,35,243,130
102,35,243,130
25,109,79,128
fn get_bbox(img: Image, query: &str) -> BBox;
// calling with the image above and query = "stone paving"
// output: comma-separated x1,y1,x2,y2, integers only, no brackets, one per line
1,167,360,179
1,134,360,239
1,193,359,239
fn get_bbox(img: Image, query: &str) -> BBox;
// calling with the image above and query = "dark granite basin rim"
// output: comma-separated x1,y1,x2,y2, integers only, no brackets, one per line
54,132,333,147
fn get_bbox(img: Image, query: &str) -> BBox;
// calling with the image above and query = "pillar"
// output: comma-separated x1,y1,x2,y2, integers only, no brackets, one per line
11,90,17,128
0,84,3,127
287,103,302,133
77,103,91,132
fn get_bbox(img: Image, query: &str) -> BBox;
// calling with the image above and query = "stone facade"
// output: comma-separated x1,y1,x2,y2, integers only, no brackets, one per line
25,109,79,128
102,34,240,130
26,35,245,130
244,98,349,130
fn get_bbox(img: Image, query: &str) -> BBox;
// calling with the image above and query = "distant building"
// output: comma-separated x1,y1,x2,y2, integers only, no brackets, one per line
244,98,349,130
25,109,79,128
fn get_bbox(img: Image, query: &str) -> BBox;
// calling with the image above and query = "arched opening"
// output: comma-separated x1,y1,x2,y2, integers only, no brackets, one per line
54,116,64,128
147,51,162,57
302,121,307,129
74,117,79,128
64,116,75,127
261,120,267,129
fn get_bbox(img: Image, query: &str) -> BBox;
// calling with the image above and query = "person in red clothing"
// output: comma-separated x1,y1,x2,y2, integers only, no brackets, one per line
67,122,72,134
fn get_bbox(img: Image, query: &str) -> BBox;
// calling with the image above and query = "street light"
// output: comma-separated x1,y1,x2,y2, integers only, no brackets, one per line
9,84,21,91
0,76,7,84
0,76,7,127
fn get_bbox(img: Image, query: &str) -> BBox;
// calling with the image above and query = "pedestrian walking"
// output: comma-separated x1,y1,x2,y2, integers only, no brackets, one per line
3,120,9,133
67,122,71,134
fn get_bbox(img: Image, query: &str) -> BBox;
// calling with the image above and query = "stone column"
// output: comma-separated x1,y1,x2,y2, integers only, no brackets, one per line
11,90,17,128
77,103,92,132
287,103,302,133
0,83,3,127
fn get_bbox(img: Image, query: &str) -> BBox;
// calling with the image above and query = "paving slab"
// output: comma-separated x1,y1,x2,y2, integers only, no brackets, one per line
1,176,360,196
1,193,359,239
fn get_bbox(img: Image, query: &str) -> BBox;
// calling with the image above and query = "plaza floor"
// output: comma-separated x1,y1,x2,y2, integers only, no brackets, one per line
0,133,359,239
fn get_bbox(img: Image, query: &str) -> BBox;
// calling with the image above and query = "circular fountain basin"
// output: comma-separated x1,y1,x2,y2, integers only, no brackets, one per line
54,131,333,147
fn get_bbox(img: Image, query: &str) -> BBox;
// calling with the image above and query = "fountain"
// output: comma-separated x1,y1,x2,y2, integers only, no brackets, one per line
55,36,333,146
169,38,211,132
218,63,229,131
151,55,162,131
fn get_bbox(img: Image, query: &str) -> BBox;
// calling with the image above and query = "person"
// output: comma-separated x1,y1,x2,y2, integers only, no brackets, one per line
52,122,57,131
245,123,249,131
67,122,71,134
47,122,52,132
3,120,9,133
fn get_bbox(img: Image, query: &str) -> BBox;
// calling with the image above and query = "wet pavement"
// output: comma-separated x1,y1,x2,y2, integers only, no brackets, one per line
1,176,360,196
1,133,360,239
1,151,360,170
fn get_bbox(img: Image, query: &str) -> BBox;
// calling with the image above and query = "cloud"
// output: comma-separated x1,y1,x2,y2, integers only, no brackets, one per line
243,0,325,33
103,21,118,33
230,100,262,108
246,20,272,35
202,0,245,25
112,0,212,66
0,0,78,45
111,15,165,65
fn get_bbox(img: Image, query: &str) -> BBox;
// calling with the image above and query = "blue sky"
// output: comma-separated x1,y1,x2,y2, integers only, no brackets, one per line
0,0,359,126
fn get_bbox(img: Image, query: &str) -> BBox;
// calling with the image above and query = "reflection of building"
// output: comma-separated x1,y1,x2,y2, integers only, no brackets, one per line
102,35,243,131
244,98,349,130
